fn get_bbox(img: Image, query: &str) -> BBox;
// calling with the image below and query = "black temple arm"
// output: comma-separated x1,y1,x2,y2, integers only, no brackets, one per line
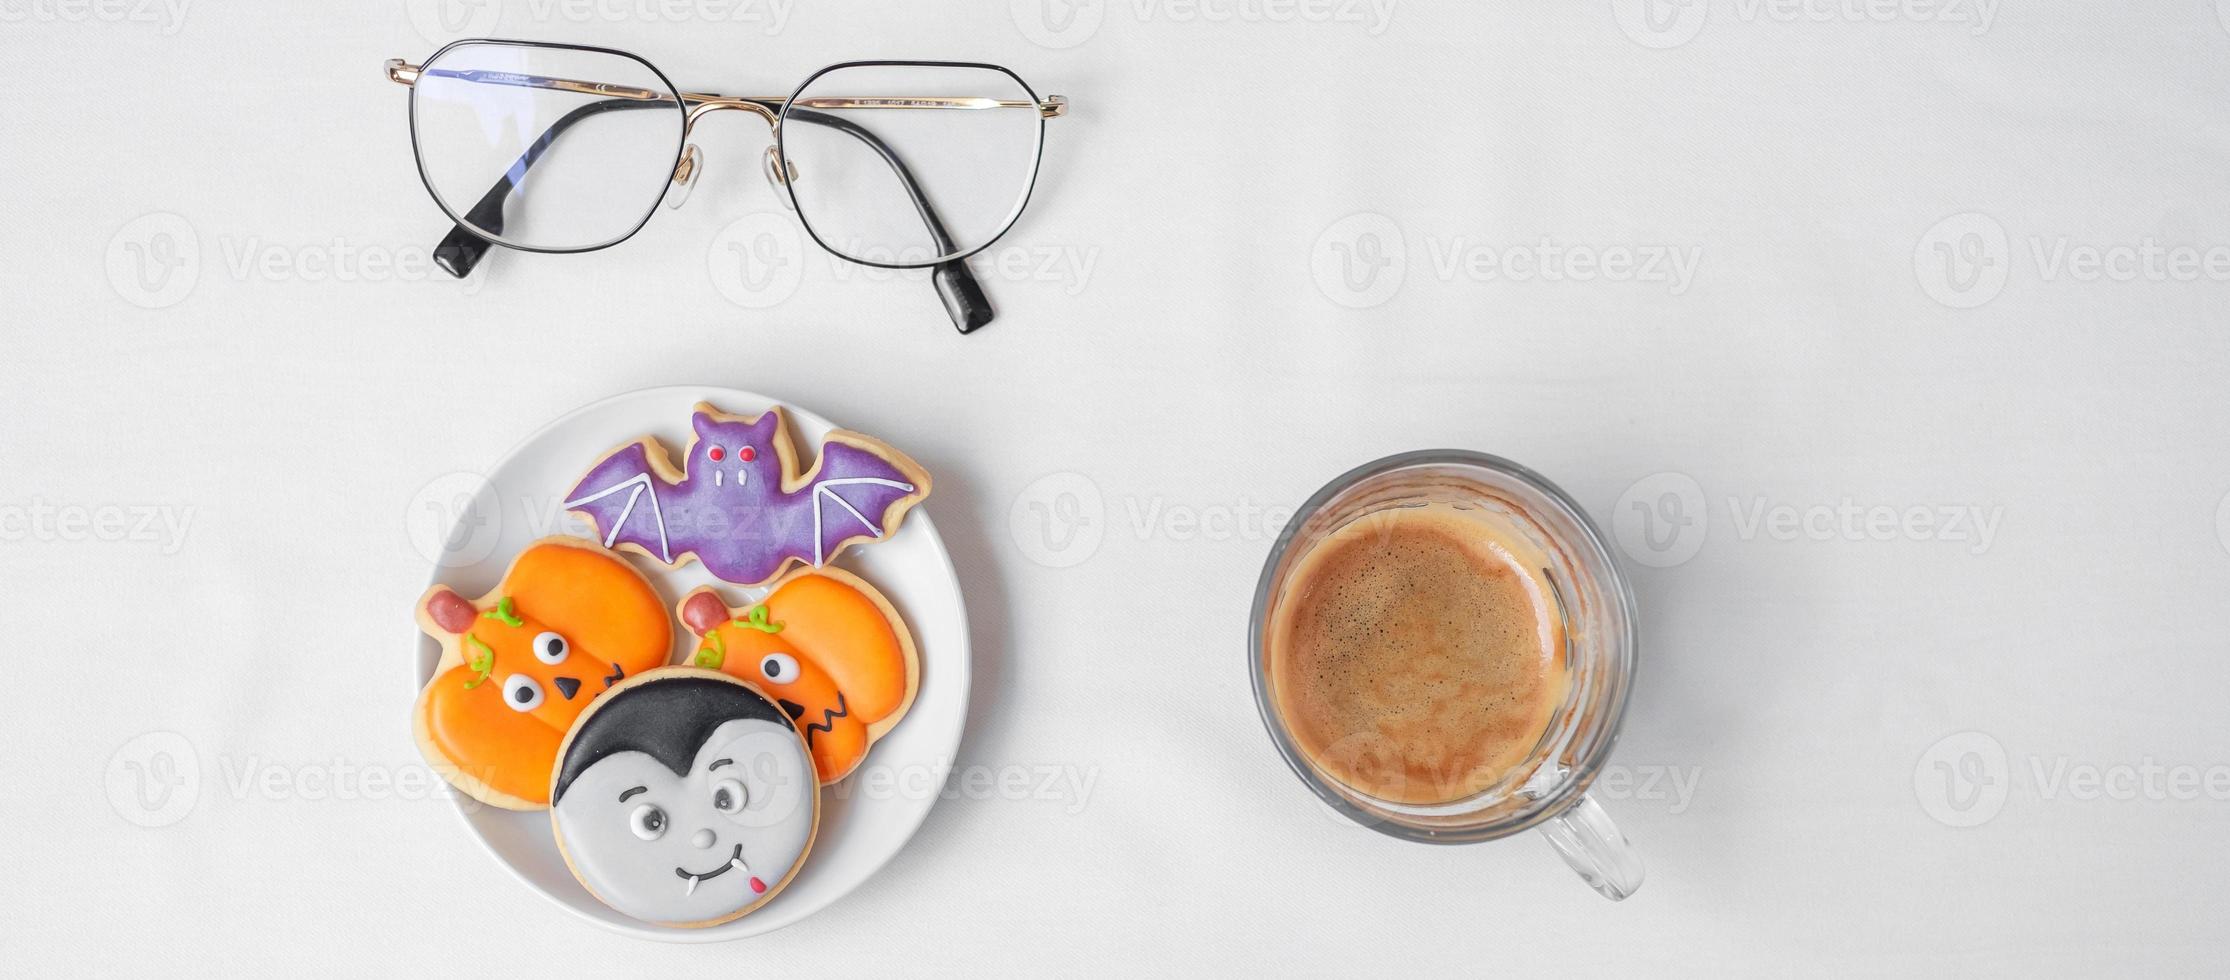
932,261,993,332
781,105,992,332
432,225,494,279
429,97,650,278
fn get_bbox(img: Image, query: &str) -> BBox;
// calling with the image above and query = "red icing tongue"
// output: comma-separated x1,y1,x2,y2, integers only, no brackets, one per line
749,877,767,894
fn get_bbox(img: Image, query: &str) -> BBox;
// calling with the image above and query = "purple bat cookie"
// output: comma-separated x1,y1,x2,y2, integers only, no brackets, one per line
564,403,932,587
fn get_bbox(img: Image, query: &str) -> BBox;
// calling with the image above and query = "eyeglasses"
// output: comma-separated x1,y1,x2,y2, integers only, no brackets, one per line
383,39,1070,333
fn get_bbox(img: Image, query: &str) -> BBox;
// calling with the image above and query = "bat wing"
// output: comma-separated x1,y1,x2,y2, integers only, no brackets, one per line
563,441,676,564
805,440,927,567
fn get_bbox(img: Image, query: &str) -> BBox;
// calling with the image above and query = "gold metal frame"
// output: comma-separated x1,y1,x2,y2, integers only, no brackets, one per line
384,46,1062,331
384,60,1070,122
685,97,779,131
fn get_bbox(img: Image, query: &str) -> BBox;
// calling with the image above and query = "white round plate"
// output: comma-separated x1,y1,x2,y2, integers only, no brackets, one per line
410,385,969,941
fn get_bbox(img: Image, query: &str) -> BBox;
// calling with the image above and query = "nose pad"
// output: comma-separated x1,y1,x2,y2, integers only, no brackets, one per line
691,828,716,850
761,146,797,211
667,144,703,210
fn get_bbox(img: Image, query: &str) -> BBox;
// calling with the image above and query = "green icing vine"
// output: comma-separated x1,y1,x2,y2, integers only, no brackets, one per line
734,604,784,634
463,634,496,689
693,630,727,670
482,596,524,628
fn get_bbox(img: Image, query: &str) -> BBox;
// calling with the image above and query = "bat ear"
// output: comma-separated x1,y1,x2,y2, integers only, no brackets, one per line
423,588,477,635
753,407,784,441
691,409,717,440
680,590,731,635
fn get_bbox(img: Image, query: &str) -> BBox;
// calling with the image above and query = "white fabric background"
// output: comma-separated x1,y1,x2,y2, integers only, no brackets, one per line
5,1,2228,974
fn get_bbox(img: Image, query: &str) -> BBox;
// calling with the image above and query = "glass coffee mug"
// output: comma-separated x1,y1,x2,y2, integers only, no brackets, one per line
1248,450,1646,900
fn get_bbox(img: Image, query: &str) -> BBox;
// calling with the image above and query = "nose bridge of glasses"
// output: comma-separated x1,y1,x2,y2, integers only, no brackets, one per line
683,96,781,136
671,97,789,209
760,146,797,210
666,144,703,210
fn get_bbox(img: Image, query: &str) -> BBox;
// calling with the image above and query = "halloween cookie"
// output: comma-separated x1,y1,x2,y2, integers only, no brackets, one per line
412,537,673,810
563,402,931,588
677,567,920,784
551,668,818,927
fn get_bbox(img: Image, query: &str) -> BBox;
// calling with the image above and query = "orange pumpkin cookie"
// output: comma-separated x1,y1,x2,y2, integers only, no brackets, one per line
676,567,918,784
413,537,674,809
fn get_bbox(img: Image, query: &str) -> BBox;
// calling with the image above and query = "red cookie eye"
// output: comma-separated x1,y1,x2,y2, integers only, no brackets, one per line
708,446,725,461
739,446,757,462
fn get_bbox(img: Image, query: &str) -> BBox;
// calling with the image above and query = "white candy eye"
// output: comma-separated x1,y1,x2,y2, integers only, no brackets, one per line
759,653,799,684
710,778,747,815
532,631,568,665
629,803,667,840
501,674,543,712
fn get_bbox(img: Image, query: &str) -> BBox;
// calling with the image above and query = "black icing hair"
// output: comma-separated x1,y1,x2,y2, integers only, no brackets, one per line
553,675,794,804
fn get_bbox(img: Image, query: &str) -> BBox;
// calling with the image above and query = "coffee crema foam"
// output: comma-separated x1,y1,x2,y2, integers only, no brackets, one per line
1269,502,1567,806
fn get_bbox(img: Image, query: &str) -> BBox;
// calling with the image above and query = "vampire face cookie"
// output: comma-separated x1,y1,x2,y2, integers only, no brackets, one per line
551,668,819,927
677,566,920,785
563,402,931,588
413,537,673,810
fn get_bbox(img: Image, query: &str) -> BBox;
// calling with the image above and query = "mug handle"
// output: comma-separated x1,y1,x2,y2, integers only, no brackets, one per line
1537,794,1646,900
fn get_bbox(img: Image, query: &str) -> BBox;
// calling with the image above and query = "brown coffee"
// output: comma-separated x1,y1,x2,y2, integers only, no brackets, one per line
1268,502,1567,805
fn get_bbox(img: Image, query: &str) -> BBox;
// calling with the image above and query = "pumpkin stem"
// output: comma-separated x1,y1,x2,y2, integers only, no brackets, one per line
735,604,785,634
